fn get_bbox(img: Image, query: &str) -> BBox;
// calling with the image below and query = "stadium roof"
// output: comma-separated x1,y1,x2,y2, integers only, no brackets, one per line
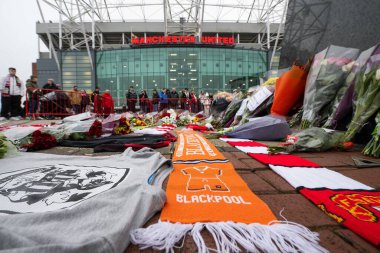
36,0,287,70
38,0,287,24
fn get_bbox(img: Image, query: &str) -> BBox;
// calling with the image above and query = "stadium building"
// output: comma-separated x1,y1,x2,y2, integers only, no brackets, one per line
35,0,285,105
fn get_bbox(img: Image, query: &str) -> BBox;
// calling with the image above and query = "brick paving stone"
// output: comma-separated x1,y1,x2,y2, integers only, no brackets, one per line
294,152,324,158
240,158,269,170
259,194,337,227
339,152,380,167
125,214,161,253
209,138,231,147
230,152,251,159
340,168,380,189
305,156,349,167
334,229,379,253
222,152,251,169
180,230,216,253
238,171,278,194
220,146,241,152
322,166,358,172
316,229,360,253
255,170,295,193
307,152,380,167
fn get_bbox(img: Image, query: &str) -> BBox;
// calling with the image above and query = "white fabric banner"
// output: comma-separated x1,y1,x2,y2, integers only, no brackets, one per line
269,165,373,190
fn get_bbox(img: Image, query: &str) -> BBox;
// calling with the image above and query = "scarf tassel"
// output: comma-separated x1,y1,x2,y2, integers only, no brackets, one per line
130,221,328,253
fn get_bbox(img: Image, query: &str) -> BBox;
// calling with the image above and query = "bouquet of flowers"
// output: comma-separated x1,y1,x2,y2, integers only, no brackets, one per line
239,86,274,126
192,113,206,123
113,116,132,135
22,130,57,151
0,134,8,158
220,99,243,127
288,108,304,128
88,120,103,137
301,45,360,128
209,92,233,128
131,117,147,127
344,69,380,141
271,64,309,117
324,44,380,129
268,128,353,154
261,77,278,86
158,109,177,125
363,112,380,158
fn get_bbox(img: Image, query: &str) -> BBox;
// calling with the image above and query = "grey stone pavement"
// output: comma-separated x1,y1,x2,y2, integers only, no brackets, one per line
1,119,379,253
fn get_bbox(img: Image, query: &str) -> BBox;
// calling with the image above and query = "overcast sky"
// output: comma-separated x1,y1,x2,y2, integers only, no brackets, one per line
0,0,49,82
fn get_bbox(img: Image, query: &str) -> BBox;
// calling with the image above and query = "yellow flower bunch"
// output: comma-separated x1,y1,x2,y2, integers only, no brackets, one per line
261,77,278,87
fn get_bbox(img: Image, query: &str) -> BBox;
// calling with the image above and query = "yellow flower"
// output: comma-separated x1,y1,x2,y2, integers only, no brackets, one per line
261,77,278,86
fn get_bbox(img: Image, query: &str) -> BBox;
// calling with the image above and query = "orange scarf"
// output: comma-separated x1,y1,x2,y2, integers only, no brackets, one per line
131,130,327,253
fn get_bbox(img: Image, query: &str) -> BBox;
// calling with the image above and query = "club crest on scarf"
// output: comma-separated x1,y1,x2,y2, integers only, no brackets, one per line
0,164,129,214
182,166,229,192
331,193,380,222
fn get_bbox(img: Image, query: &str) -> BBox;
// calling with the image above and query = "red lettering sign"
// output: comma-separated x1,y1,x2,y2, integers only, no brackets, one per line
131,37,139,44
131,35,234,45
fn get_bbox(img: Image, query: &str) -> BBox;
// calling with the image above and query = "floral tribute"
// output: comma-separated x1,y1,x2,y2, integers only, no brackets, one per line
22,130,57,151
88,120,103,137
113,116,132,135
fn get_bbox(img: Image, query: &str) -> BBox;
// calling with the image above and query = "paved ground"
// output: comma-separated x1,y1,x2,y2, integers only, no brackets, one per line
1,119,379,253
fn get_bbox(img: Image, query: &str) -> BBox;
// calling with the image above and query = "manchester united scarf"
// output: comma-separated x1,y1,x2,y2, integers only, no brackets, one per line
131,130,327,252
222,138,380,247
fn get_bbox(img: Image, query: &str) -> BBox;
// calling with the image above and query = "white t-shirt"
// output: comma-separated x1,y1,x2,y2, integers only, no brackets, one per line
0,148,172,253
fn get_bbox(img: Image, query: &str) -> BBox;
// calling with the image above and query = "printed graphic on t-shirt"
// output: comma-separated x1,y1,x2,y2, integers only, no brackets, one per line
0,164,129,214
182,166,229,192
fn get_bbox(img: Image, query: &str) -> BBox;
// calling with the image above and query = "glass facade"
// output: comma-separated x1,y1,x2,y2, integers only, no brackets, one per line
61,51,93,91
96,47,268,105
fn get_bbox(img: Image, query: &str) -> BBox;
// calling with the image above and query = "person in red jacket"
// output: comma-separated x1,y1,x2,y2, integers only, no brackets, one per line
101,90,114,117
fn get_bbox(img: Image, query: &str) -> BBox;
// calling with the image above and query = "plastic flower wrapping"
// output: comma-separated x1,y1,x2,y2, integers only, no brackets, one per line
261,77,278,86
363,112,380,158
344,68,380,141
0,134,8,158
324,44,380,129
267,128,353,154
21,130,57,151
113,116,132,135
301,45,360,128
158,109,177,125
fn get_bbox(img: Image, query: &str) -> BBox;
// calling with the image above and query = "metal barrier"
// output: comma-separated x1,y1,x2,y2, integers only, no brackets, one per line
120,97,208,114
25,89,90,118
25,89,209,118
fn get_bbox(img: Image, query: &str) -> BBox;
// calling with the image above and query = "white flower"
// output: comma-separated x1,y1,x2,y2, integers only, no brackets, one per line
342,61,355,72
161,116,170,124
320,59,329,66
205,123,214,130
376,69,380,80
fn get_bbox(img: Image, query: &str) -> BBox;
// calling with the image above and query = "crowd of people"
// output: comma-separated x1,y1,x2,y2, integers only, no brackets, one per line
1,66,244,120
0,67,115,120
125,86,214,115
